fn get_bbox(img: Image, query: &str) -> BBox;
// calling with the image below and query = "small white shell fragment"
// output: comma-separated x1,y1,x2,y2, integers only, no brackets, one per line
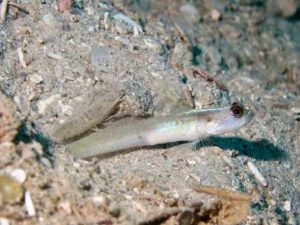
73,162,80,168
291,107,300,120
92,195,110,207
113,13,143,35
58,200,72,214
247,161,268,187
0,218,9,225
37,94,60,114
172,191,180,199
133,26,139,36
9,168,27,184
58,100,73,116
103,12,110,30
47,52,63,60
283,200,291,211
290,107,300,113
186,159,196,165
17,48,27,68
143,38,163,54
25,191,36,217
132,201,147,213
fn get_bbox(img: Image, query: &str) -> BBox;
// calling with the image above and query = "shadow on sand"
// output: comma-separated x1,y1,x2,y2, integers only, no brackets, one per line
197,136,287,161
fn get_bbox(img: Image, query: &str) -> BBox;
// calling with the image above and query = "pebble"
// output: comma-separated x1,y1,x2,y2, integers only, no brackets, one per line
8,168,27,184
42,14,60,29
269,0,298,18
86,6,94,16
0,175,23,205
28,73,43,84
179,3,200,24
171,190,180,199
58,0,71,13
219,24,241,39
37,94,60,114
0,218,9,225
210,9,221,20
108,203,121,218
87,25,95,33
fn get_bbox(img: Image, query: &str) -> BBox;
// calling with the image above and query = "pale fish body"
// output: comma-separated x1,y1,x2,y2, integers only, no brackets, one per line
67,102,254,158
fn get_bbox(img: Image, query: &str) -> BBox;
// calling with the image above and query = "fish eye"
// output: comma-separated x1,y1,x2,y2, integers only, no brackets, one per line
230,102,244,118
